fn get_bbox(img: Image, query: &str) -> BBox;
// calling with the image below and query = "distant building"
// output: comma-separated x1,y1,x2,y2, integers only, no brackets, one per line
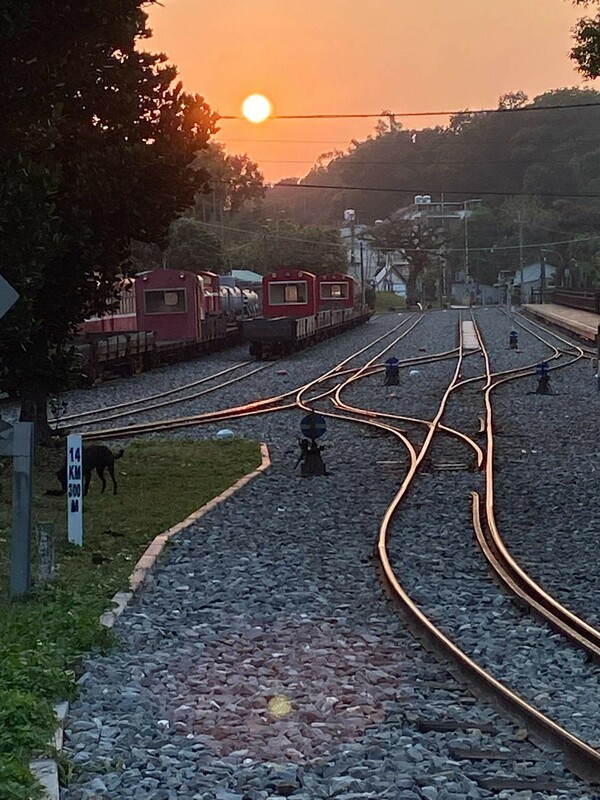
451,280,503,305
393,195,476,226
372,264,408,297
230,269,263,285
339,213,408,289
512,261,556,302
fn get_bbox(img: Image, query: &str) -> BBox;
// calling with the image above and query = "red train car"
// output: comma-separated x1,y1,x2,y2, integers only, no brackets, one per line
74,269,261,383
262,269,317,318
198,270,221,315
135,269,205,342
79,279,137,333
316,273,355,310
243,269,371,358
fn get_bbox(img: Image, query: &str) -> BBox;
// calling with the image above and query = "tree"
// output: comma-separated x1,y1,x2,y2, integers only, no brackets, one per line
498,91,529,110
166,218,224,272
371,219,444,303
230,220,349,275
192,142,265,221
0,1,218,440
570,0,600,78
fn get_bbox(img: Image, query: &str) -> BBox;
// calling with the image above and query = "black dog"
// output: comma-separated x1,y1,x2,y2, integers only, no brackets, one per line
49,445,124,497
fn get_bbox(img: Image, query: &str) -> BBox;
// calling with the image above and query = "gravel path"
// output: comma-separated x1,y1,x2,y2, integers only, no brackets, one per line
60,310,600,799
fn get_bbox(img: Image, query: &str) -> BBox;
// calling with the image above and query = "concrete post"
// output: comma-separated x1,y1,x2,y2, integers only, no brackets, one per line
10,421,34,597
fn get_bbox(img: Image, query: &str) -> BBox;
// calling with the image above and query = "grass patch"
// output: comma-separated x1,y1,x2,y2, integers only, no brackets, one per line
0,437,261,799
374,291,406,312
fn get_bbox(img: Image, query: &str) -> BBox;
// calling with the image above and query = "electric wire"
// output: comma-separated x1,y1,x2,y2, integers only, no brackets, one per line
216,101,600,121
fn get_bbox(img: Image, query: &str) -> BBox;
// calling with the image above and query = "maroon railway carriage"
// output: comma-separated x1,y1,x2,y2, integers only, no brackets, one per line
135,269,206,342
316,272,355,311
262,269,317,318
75,268,259,383
242,268,371,358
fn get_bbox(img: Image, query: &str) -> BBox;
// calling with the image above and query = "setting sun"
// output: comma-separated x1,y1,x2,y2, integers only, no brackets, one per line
242,94,271,123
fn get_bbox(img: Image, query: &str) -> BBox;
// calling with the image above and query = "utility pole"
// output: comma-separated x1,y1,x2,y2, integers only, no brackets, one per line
463,199,482,306
463,201,470,305
517,211,524,305
360,241,365,305
345,209,357,278
539,251,546,303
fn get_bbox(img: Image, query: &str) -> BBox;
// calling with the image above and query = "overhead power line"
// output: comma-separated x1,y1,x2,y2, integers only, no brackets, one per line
246,158,589,166
217,102,600,121
189,219,600,256
214,136,600,146
267,182,600,200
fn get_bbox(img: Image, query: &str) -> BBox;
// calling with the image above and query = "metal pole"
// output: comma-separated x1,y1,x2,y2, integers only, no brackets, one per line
464,201,469,305
10,421,34,597
517,211,524,305
360,241,365,305
539,251,546,302
597,325,600,393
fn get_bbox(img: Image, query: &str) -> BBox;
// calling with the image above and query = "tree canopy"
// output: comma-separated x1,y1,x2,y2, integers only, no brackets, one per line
371,219,445,303
570,0,600,78
266,86,600,290
0,0,218,435
166,218,224,272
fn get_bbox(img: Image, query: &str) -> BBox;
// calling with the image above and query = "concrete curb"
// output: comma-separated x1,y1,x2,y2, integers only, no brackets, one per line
30,701,68,800
30,442,270,799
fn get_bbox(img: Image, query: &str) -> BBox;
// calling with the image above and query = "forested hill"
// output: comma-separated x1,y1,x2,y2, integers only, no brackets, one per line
267,88,600,227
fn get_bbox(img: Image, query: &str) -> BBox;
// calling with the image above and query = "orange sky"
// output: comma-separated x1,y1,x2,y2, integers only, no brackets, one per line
146,0,596,183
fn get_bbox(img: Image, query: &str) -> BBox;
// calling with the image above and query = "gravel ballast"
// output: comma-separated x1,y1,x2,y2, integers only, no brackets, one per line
57,309,600,799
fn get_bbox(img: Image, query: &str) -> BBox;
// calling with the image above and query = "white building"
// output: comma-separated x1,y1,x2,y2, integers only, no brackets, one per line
512,261,556,302
339,209,409,294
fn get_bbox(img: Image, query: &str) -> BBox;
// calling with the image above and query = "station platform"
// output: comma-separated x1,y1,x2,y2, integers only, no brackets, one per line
522,303,600,344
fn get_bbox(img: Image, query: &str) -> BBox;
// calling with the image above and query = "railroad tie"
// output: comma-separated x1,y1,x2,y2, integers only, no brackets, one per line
461,320,480,352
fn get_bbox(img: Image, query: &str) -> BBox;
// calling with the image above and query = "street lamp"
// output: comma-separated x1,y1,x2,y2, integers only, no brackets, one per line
344,209,357,274
463,199,482,305
540,248,564,289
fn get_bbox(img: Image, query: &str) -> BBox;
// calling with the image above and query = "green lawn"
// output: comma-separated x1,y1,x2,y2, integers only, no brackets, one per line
374,291,406,312
0,438,261,799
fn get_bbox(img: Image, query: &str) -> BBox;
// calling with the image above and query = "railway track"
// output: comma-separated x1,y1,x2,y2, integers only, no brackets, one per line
76,316,427,440
258,310,600,783
60,308,600,798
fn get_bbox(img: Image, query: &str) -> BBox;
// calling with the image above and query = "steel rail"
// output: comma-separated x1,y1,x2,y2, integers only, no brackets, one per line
60,363,274,432
473,320,600,655
329,322,484,466
61,313,412,432
53,359,258,425
316,314,600,779
517,306,598,356
471,491,600,658
511,307,594,359
378,489,600,782
80,319,419,441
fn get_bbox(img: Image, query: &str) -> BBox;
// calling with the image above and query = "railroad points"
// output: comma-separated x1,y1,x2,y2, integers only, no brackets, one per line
47,308,600,799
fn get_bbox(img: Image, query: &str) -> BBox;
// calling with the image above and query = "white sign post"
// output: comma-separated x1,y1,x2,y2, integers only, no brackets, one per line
67,434,83,546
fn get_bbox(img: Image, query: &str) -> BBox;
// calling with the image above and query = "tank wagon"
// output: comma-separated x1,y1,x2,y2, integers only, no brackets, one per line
75,269,260,382
242,269,371,358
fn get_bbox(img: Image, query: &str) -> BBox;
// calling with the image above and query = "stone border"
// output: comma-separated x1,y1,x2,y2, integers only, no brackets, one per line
30,442,271,799
30,702,68,800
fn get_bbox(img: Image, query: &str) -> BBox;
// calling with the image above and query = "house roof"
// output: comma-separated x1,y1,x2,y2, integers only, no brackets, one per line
512,262,556,286
373,265,407,285
230,270,263,283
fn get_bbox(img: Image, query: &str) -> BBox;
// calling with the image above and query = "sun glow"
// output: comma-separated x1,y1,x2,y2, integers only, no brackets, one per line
242,94,272,123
